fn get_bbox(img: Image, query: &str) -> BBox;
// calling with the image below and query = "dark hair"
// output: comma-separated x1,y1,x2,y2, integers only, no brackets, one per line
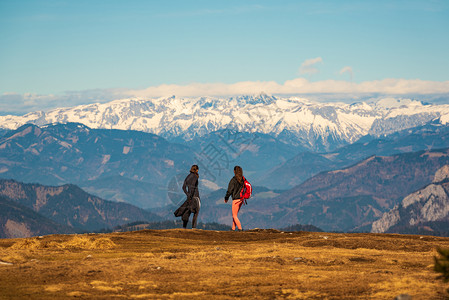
234,165,243,183
190,165,199,176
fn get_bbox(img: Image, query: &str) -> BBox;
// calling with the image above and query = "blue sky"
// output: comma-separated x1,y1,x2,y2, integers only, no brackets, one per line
0,0,449,113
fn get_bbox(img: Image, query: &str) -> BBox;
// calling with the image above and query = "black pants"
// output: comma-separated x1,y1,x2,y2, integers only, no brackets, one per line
182,197,200,228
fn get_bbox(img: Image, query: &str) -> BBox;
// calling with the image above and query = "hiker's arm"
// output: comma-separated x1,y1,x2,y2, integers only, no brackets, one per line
182,175,193,200
224,179,234,202
190,177,198,199
182,177,188,196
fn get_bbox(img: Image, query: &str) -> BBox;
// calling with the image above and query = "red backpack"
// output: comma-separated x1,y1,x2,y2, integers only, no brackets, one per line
240,176,252,205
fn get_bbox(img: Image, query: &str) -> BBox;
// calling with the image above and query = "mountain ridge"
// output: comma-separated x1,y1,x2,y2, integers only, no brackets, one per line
0,122,194,208
0,179,162,234
258,123,449,189
371,165,449,235
0,195,76,238
2,96,449,151
260,148,449,232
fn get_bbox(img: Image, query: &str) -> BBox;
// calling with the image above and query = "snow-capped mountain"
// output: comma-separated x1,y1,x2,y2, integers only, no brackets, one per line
1,94,449,151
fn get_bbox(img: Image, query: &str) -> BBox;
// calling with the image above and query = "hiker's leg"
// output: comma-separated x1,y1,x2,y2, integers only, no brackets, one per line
237,200,244,230
231,201,237,230
191,198,200,229
232,199,243,230
192,210,199,228
182,210,191,228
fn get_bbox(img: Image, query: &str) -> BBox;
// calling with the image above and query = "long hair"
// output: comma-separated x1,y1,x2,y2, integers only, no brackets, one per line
234,165,243,183
190,164,199,177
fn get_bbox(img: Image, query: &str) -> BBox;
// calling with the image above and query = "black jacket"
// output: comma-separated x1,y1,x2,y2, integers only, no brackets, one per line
174,172,200,218
174,196,200,217
182,172,199,200
225,176,243,201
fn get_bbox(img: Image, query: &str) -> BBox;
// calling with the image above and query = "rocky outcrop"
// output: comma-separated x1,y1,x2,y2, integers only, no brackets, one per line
434,165,449,183
371,207,401,234
4,220,32,238
371,165,449,234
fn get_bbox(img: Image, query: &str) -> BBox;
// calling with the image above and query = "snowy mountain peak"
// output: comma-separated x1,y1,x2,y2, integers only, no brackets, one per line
374,98,423,109
0,96,448,151
230,93,277,106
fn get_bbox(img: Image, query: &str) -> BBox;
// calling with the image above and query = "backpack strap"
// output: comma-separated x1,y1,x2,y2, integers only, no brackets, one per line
241,176,247,205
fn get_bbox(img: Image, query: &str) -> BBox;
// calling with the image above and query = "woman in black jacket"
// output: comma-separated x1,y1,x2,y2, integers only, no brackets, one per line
174,165,200,229
224,165,244,231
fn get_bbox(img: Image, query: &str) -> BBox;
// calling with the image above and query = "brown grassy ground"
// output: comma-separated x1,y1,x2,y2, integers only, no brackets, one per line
0,229,449,299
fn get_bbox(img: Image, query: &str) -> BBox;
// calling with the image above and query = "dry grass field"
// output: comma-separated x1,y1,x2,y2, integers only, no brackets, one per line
1,229,449,299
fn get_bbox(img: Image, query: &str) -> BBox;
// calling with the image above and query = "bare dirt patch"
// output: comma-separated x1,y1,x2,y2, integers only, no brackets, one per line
0,230,448,299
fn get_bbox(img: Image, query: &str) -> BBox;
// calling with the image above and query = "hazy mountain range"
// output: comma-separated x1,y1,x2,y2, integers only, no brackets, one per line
263,149,449,232
153,148,449,233
260,123,449,189
0,123,193,208
3,121,449,209
0,179,162,238
1,96,449,237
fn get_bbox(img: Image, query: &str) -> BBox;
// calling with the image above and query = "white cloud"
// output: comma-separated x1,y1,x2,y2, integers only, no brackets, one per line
339,66,353,80
125,78,449,98
2,78,449,115
302,57,323,67
0,89,126,116
299,57,323,74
